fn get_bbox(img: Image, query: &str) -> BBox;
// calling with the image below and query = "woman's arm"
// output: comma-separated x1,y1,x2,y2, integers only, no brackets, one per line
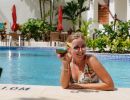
60,61,71,89
69,56,114,91
60,53,72,89
81,55,114,90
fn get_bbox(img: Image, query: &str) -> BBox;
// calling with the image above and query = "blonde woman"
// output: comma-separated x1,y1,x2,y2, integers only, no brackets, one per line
57,32,114,91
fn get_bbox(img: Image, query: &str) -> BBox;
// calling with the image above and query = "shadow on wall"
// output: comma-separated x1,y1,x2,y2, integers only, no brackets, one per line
20,0,40,18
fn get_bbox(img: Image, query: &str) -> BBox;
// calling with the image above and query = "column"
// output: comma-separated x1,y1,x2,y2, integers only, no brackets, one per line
109,0,115,22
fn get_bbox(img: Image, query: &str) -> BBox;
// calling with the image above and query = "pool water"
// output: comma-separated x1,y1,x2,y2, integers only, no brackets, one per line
0,47,61,86
0,47,130,88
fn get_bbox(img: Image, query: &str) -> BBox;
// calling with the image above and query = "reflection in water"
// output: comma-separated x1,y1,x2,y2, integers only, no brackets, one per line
18,51,21,59
8,51,21,59
7,50,22,84
8,50,11,61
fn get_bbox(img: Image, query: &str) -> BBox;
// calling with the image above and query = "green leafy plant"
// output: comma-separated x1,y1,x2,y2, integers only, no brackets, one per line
80,20,93,38
92,20,130,53
77,0,88,28
20,18,55,41
63,0,88,31
63,1,79,31
86,38,97,51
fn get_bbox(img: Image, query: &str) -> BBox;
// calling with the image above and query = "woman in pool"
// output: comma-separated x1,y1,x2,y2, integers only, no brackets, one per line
58,32,114,90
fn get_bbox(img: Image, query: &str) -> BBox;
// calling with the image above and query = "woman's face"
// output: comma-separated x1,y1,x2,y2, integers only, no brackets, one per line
70,38,86,60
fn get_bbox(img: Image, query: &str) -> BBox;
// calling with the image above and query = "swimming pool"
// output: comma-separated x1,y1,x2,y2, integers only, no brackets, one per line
0,46,130,88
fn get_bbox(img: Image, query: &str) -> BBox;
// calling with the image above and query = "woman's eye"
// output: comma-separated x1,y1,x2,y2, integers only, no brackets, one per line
73,46,79,50
81,45,86,48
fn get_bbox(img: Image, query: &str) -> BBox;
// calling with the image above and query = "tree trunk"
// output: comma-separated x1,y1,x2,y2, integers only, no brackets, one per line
50,0,52,25
43,0,46,21
39,0,42,19
52,1,55,25
79,14,81,29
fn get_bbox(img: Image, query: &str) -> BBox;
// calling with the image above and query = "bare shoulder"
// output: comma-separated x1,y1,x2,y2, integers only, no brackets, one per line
85,54,103,70
85,54,98,62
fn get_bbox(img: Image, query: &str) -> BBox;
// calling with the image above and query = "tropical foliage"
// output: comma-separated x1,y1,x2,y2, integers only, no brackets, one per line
87,20,130,53
77,0,89,28
63,0,88,31
80,20,93,38
39,0,61,25
20,18,55,41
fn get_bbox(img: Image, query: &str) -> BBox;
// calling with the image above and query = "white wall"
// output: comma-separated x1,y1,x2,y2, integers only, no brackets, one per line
115,0,127,21
0,0,40,33
109,0,115,22
127,0,130,20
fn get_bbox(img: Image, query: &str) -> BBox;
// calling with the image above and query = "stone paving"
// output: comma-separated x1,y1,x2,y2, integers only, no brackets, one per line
0,84,130,100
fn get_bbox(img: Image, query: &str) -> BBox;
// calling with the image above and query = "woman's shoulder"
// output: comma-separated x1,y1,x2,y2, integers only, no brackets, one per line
85,54,95,59
85,54,97,62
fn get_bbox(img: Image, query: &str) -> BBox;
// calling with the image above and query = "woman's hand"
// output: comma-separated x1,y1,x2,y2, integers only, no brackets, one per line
57,53,72,63
69,83,83,89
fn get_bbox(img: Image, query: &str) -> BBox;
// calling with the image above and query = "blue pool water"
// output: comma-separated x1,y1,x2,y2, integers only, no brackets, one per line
0,47,130,88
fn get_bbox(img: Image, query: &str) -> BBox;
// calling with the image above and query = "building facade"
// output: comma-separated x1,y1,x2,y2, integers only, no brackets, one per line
0,0,130,32
88,0,130,29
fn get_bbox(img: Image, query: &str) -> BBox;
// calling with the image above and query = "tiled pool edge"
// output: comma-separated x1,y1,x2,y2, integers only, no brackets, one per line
0,46,57,50
0,84,130,100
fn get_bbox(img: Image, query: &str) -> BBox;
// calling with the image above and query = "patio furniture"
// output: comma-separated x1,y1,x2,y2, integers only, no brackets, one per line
0,22,6,33
0,22,7,46
50,32,60,46
0,22,6,40
60,32,68,42
7,32,22,46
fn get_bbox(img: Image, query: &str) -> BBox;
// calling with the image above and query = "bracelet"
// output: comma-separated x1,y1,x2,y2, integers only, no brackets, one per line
63,68,69,71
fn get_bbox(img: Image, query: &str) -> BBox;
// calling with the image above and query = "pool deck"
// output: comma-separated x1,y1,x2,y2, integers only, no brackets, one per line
0,84,130,100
